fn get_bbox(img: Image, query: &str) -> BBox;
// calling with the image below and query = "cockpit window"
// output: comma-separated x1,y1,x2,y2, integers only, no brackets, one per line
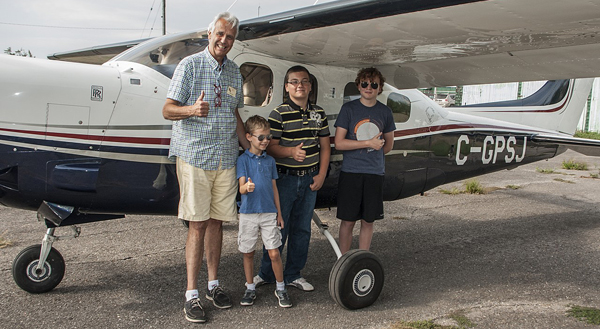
108,31,208,79
387,93,411,123
240,63,273,107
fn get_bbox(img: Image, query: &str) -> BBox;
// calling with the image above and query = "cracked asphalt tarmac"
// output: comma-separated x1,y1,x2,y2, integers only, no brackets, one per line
2,150,600,328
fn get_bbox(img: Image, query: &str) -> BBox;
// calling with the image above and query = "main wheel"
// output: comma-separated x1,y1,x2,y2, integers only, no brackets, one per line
12,244,65,293
329,249,384,310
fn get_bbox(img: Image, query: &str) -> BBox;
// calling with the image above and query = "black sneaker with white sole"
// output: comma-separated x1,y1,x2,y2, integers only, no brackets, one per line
274,289,292,308
240,289,256,306
184,298,206,323
206,286,232,309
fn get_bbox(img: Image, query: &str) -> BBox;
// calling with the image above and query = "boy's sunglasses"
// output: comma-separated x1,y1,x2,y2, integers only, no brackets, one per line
360,81,379,89
252,134,273,141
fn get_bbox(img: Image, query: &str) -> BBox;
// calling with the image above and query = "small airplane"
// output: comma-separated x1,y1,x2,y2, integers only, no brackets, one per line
3,0,600,310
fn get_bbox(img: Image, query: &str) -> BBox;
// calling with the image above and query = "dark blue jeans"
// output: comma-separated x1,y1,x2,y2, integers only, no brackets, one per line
258,172,317,284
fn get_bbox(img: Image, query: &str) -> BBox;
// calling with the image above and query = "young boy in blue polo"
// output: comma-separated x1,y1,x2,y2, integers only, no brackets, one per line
236,115,292,308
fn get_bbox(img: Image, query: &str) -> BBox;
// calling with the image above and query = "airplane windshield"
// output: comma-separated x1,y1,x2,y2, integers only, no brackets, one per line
107,31,208,79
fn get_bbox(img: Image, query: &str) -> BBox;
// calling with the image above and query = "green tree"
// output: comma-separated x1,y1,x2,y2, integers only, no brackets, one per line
4,47,34,57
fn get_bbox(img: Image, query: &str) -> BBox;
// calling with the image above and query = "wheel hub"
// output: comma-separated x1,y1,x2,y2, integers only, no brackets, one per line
26,260,51,282
352,269,375,296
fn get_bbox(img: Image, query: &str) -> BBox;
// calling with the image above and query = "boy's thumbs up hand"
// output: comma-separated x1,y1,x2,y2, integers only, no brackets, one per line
292,142,306,162
246,177,255,193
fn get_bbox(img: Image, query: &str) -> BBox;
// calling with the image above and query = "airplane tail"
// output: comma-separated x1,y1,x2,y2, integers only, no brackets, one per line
455,79,594,135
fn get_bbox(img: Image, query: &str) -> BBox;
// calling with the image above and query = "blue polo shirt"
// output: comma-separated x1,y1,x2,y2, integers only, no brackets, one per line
236,149,278,214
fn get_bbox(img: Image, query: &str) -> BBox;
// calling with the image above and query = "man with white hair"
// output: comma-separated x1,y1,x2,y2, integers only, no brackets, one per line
163,12,249,323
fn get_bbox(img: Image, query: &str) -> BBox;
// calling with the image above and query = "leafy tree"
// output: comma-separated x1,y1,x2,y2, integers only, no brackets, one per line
4,47,34,57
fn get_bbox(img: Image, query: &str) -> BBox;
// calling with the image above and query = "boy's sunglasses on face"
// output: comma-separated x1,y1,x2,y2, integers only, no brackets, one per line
252,134,273,141
360,81,379,89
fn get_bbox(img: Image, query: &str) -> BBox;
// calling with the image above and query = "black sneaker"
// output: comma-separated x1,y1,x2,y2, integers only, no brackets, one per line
184,298,206,323
206,286,232,309
240,289,256,306
274,289,292,308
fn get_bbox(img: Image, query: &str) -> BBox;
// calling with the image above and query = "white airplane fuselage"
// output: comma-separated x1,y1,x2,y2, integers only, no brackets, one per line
0,38,592,216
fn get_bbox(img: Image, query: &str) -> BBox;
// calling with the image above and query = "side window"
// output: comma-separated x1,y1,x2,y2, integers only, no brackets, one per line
240,63,273,107
387,93,411,123
343,82,360,104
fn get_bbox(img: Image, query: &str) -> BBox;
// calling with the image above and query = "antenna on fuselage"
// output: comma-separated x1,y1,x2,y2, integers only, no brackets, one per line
162,0,166,35
227,0,239,11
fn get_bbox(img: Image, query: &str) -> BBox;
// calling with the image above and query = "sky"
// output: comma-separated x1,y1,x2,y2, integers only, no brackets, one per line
0,0,336,59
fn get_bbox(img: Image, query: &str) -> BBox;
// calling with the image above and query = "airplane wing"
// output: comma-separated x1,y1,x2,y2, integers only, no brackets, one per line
237,0,600,88
47,38,150,65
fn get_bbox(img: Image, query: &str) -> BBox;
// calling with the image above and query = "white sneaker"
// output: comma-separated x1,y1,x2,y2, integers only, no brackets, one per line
287,277,314,291
253,275,268,287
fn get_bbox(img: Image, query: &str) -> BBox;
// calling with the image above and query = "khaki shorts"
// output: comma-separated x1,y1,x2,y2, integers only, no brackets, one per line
238,213,282,253
176,157,237,222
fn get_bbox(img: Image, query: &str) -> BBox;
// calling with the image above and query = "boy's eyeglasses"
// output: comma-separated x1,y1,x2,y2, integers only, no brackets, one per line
286,79,311,86
360,81,379,89
252,134,273,141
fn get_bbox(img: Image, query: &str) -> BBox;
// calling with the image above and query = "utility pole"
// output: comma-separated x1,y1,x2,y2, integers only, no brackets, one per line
162,0,166,35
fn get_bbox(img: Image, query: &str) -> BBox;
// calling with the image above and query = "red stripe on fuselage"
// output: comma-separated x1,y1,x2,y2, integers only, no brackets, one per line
0,127,171,145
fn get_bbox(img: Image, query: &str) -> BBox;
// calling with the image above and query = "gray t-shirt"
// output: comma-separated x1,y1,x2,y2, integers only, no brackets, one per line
334,99,395,175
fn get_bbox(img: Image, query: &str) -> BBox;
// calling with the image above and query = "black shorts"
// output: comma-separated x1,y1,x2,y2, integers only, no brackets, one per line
336,171,384,223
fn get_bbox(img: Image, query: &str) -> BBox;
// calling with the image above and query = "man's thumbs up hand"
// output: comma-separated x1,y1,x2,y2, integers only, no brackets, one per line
192,91,209,117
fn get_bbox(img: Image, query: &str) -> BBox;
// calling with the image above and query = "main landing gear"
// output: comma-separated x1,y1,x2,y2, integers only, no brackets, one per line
312,212,385,310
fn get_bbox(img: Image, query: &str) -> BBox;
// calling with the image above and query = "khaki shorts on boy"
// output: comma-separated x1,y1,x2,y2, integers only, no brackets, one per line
238,213,282,253
176,157,237,222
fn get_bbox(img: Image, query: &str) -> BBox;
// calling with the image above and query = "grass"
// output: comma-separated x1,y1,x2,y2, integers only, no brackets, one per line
440,180,486,195
562,159,588,170
448,310,476,328
391,311,476,329
391,320,460,329
506,184,521,189
554,178,575,184
574,130,600,140
464,180,485,194
536,167,555,174
0,231,12,249
440,187,463,195
567,305,600,325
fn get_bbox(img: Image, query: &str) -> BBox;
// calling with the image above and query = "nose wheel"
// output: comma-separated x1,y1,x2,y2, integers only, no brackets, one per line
12,244,65,293
328,249,384,310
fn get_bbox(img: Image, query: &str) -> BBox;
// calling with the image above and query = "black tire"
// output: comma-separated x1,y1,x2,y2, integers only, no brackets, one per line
12,244,65,293
329,249,384,310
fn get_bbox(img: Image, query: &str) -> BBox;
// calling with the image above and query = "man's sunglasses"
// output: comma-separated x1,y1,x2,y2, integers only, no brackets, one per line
252,134,273,141
360,81,379,89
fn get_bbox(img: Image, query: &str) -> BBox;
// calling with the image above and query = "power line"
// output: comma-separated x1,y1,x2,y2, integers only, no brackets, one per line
0,21,144,31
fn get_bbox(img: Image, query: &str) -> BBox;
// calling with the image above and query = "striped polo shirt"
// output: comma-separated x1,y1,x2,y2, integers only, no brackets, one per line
268,100,330,170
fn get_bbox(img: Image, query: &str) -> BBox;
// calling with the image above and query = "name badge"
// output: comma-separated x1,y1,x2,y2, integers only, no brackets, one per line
227,86,237,97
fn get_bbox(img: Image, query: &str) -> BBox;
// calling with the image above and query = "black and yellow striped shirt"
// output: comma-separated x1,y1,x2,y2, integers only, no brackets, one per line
268,100,330,170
